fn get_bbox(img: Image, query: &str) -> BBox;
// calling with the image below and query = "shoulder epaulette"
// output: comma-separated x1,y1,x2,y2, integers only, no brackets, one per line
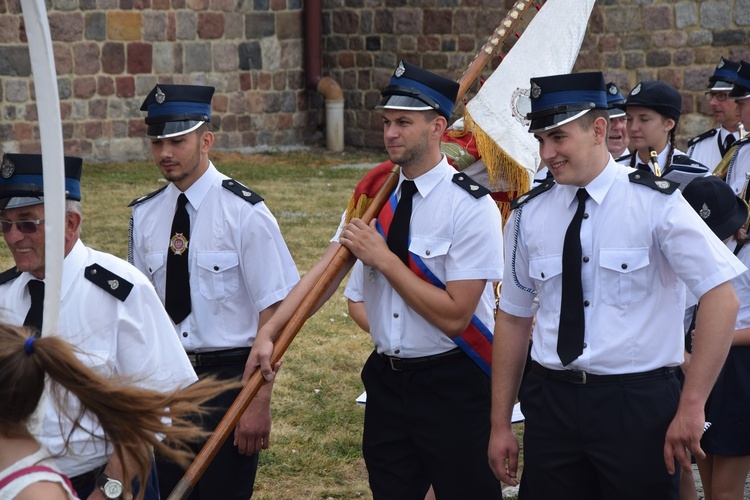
222,179,263,204
128,186,168,207
84,264,134,302
688,128,717,147
452,172,490,199
735,136,750,149
510,176,555,210
628,170,678,195
0,267,21,285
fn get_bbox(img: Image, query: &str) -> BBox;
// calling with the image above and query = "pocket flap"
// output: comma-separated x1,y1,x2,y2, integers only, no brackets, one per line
197,252,240,273
144,252,165,275
409,236,451,259
599,248,649,274
529,255,562,281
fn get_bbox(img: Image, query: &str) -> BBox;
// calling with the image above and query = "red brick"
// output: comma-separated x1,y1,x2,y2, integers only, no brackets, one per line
89,99,107,119
270,0,285,11
102,43,125,74
53,43,73,74
213,94,229,112
74,43,100,74
73,76,97,98
81,121,103,139
127,43,152,74
197,12,224,39
239,73,252,91
338,52,355,68
258,72,272,91
153,0,170,9
115,76,135,97
128,119,148,137
13,122,34,140
97,76,115,96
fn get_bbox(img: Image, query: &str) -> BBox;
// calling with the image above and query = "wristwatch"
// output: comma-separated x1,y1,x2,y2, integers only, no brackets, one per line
96,473,124,499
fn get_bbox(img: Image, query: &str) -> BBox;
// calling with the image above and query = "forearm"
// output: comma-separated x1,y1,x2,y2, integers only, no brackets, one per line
376,251,485,337
681,281,738,409
491,310,533,429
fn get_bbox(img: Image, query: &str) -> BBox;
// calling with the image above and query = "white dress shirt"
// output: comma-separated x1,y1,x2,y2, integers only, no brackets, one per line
500,159,745,375
130,162,300,352
687,126,737,173
335,157,504,358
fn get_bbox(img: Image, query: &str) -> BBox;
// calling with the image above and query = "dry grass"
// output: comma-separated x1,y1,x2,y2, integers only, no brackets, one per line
0,147,522,499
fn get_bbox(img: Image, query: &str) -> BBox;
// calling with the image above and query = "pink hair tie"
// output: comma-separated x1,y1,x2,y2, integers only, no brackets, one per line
24,336,36,354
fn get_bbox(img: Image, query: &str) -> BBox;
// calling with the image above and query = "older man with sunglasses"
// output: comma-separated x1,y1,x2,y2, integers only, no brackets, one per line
0,153,195,500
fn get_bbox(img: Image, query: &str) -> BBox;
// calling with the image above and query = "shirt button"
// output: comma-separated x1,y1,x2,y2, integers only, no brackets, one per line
621,263,628,269
583,213,589,219
583,256,589,263
582,342,588,348
584,300,590,307
425,250,431,256
393,313,399,318
182,332,188,337
541,272,545,278
394,349,400,354
214,266,219,271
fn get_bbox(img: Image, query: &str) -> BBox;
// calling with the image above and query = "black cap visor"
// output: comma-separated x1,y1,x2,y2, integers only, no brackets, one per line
527,102,597,133
729,84,750,100
146,120,206,139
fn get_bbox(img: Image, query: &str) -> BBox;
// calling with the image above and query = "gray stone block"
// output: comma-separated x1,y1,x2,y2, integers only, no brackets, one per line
675,2,697,28
0,47,31,76
700,1,731,29
184,43,212,72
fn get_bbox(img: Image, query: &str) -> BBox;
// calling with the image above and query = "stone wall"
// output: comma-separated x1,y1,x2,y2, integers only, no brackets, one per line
1,0,750,161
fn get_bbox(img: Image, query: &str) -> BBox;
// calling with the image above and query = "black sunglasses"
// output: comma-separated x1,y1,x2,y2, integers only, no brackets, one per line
0,218,45,234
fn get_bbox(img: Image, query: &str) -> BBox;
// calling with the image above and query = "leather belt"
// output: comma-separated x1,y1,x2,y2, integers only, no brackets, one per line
187,347,251,368
531,361,675,385
379,348,464,371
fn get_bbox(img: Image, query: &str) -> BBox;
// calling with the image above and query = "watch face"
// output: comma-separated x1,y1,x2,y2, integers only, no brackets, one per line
103,479,124,499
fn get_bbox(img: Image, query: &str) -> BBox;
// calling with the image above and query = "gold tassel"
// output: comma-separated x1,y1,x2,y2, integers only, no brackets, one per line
345,193,374,223
464,112,531,197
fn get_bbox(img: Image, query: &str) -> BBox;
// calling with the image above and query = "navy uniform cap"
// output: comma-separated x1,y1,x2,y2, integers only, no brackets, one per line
0,153,82,210
728,59,750,100
606,82,626,119
140,84,215,138
682,175,749,241
526,72,608,133
708,57,740,91
621,81,682,123
376,60,459,120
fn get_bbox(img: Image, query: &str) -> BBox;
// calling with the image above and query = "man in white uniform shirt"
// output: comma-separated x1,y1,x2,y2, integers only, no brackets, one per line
0,153,197,500
488,72,744,499
720,60,750,197
129,84,299,499
248,60,504,498
687,57,741,172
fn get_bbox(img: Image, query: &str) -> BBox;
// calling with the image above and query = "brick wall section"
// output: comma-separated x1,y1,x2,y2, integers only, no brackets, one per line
1,0,750,160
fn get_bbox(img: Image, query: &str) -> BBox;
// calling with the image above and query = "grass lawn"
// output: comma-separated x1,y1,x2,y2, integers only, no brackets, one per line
0,147,523,499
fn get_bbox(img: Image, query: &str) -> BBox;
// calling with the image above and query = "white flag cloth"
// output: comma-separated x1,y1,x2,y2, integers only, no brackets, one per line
465,0,596,192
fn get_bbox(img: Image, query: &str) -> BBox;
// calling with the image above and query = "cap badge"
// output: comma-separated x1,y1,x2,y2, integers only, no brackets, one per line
608,84,618,95
1,156,15,179
631,83,642,96
718,59,725,69
530,81,542,99
170,233,189,255
699,203,711,219
108,279,120,290
655,180,670,189
395,61,406,78
155,86,166,104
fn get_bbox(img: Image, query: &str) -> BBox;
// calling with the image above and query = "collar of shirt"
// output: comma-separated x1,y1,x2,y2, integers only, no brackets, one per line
168,161,220,211
398,154,451,200
561,157,619,209
719,126,737,143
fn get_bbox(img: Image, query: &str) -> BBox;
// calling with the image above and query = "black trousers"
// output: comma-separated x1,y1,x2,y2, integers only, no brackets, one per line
361,350,503,500
156,362,258,500
518,365,681,500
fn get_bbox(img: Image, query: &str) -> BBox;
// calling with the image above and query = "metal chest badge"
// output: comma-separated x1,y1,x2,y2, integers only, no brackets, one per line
170,233,189,255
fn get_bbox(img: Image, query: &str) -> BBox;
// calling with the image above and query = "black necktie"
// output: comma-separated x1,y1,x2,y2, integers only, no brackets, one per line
558,188,589,366
636,163,650,172
722,134,736,156
165,193,191,323
387,180,418,266
24,279,44,335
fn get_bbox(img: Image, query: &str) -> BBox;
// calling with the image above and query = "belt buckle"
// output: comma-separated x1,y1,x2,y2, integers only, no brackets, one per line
388,357,403,371
569,369,587,384
188,354,198,368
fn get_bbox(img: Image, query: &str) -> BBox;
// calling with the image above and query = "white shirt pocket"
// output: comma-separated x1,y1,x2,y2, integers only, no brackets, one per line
144,252,166,293
197,251,240,300
529,255,563,309
599,247,650,305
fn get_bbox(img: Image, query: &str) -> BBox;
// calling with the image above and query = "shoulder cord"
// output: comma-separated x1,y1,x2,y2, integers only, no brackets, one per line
725,142,745,185
511,206,538,295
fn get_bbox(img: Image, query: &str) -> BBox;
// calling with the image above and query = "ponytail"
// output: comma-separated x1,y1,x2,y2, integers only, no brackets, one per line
664,128,676,173
0,324,233,500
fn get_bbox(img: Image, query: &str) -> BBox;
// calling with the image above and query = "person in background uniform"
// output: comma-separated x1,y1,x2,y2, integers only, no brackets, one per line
605,82,630,162
248,60,505,499
681,176,750,500
0,323,233,500
687,57,741,173
129,84,299,499
717,60,750,197
0,154,197,500
488,71,745,500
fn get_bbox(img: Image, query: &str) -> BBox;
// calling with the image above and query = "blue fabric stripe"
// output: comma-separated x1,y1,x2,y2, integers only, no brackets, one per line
147,101,211,118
